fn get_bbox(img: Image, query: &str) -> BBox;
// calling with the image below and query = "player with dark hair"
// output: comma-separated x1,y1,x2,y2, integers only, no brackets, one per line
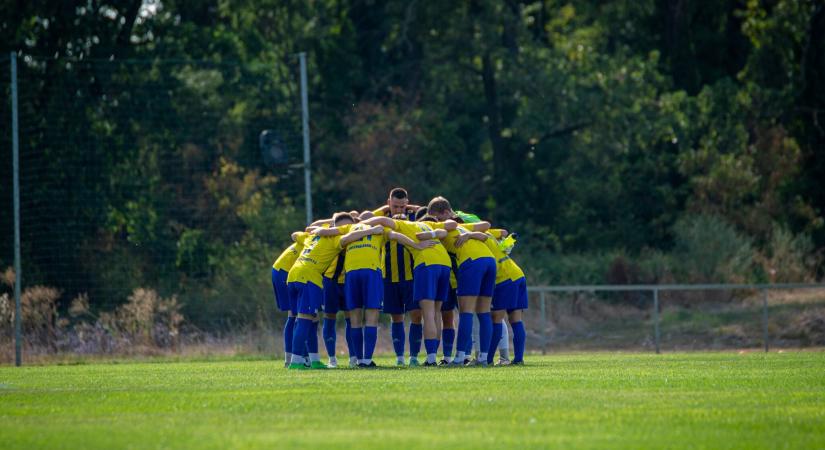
372,188,423,366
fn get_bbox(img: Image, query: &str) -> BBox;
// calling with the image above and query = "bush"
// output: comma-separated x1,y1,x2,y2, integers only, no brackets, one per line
671,214,755,283
757,225,819,282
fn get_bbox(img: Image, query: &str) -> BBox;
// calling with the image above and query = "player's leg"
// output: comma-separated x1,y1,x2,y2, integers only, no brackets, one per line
440,293,456,364
488,310,506,364
408,308,423,366
509,278,529,364
288,282,325,370
345,272,365,365
488,280,511,365
321,277,340,367
383,281,407,365
419,300,437,365
497,318,511,365
508,309,525,364
472,258,496,365
359,269,384,367
273,268,294,367
283,312,296,367
307,316,323,367
344,310,358,367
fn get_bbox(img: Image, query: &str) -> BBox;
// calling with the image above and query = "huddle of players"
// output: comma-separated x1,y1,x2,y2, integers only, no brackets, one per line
270,188,528,369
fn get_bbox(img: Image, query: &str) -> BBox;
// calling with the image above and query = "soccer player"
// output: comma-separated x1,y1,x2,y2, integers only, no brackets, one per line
271,230,309,367
485,228,528,364
361,214,452,366
372,188,421,366
427,196,496,366
287,213,382,370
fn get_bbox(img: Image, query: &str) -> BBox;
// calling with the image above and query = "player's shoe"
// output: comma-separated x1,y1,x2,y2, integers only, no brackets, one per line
408,358,420,367
396,360,406,367
438,359,451,366
510,360,524,366
357,361,378,369
496,357,511,366
288,363,310,370
328,357,338,368
465,359,488,367
349,357,359,368
422,361,438,367
309,361,329,369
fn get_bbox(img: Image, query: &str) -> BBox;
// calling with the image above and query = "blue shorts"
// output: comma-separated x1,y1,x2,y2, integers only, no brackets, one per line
288,281,324,315
323,276,347,314
457,257,496,297
508,277,528,312
413,264,451,303
271,268,290,312
345,269,384,310
383,280,415,314
441,287,457,311
492,280,515,311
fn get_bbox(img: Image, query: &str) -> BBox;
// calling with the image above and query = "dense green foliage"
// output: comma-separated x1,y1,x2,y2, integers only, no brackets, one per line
0,1,823,327
0,353,824,449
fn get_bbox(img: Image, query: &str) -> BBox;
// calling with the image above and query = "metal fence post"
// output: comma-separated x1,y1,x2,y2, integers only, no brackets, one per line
540,291,547,355
762,289,769,353
653,288,660,354
298,52,312,225
11,51,22,367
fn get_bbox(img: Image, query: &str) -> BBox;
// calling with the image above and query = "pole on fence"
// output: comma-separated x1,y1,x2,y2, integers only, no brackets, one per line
762,289,769,353
11,51,22,367
653,289,660,354
540,291,547,355
298,52,313,225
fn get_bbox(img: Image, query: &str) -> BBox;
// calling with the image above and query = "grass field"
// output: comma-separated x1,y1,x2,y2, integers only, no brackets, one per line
1,352,824,449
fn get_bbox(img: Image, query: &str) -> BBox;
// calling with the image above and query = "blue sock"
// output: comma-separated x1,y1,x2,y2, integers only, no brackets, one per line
364,326,378,360
488,322,503,364
409,323,423,358
456,312,474,358
391,322,405,357
350,327,364,360
291,318,312,363
307,321,319,355
345,318,355,358
424,338,439,356
283,316,296,355
512,321,526,362
442,328,455,358
477,312,492,359
322,318,337,357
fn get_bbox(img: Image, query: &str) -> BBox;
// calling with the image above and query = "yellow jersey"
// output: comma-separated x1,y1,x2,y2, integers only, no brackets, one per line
483,229,525,283
393,220,451,268
287,233,345,288
373,208,414,282
429,222,494,266
323,252,346,283
319,223,350,282
272,232,309,271
344,224,389,272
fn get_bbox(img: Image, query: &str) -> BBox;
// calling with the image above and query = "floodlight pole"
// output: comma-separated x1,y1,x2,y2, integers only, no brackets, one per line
10,52,22,367
298,52,313,225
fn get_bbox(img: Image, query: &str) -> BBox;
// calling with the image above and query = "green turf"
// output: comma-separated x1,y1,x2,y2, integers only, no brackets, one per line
1,353,824,449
